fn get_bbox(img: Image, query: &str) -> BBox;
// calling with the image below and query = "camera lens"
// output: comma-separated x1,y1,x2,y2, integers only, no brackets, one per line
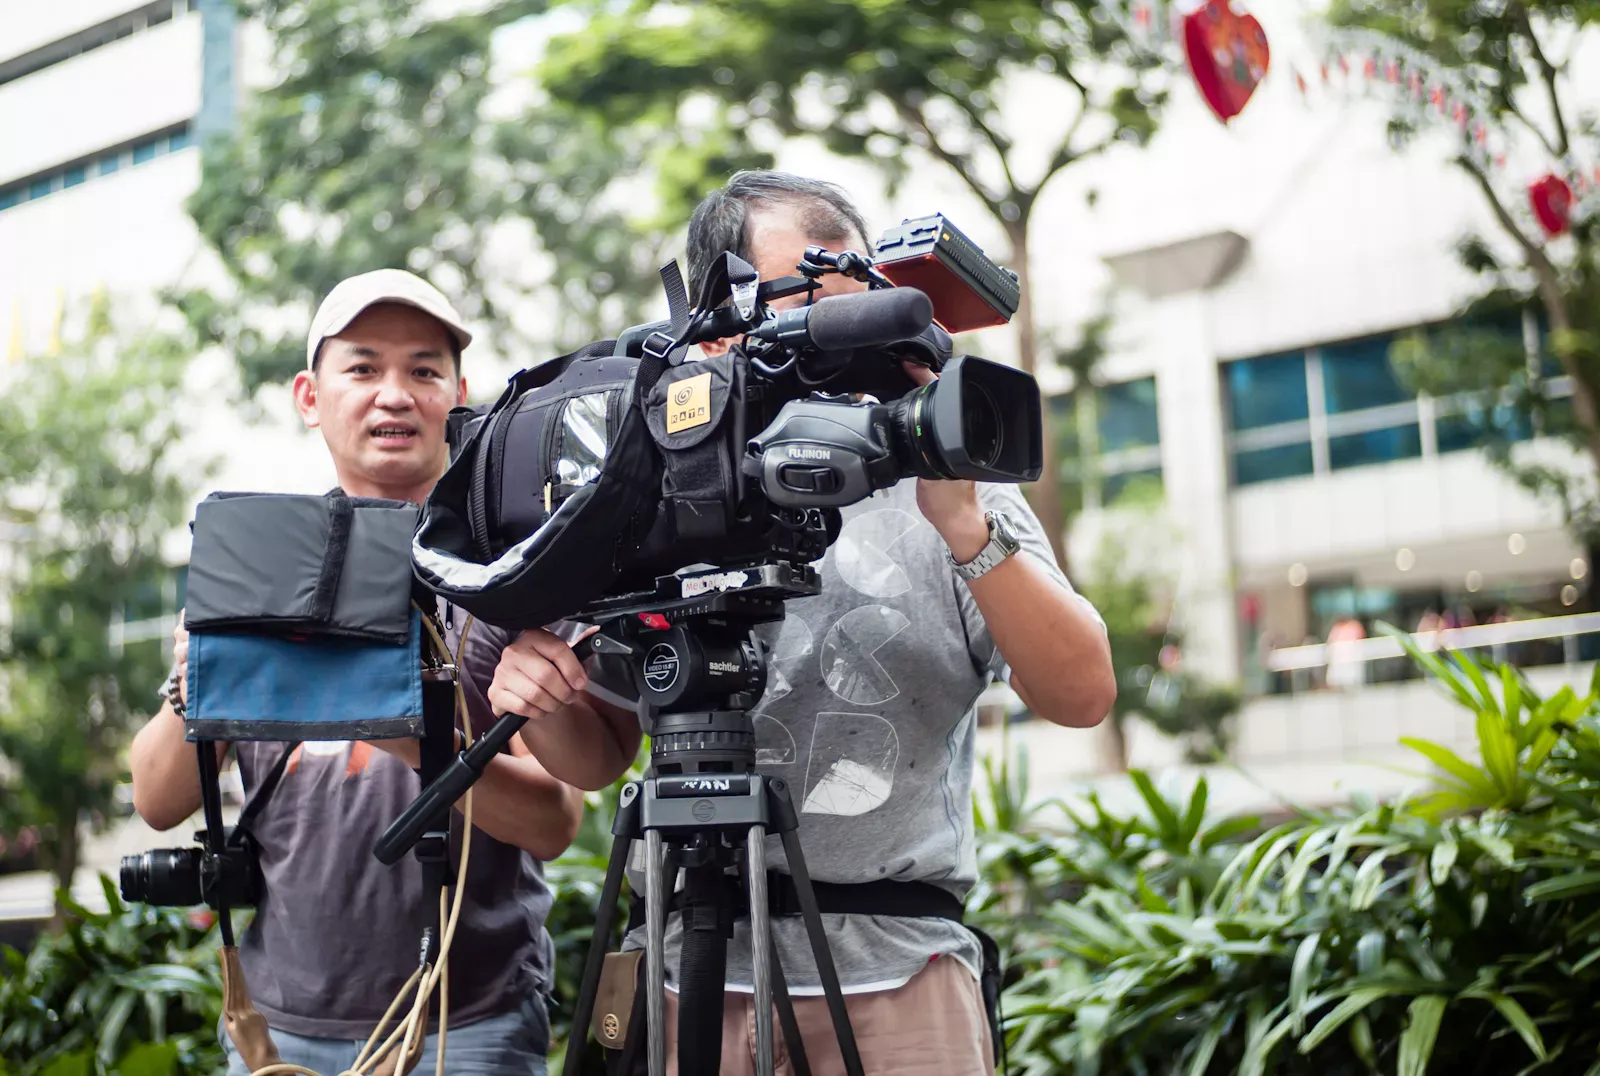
886,384,949,480
119,848,204,906
960,382,1003,471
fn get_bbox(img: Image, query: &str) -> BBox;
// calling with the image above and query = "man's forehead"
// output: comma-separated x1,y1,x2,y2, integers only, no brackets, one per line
746,202,865,250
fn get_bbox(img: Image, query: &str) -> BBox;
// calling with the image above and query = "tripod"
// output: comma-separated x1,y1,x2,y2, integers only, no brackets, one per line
379,562,866,1076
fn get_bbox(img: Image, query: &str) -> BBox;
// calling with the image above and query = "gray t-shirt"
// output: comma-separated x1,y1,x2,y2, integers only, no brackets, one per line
233,612,557,1040
604,480,1096,994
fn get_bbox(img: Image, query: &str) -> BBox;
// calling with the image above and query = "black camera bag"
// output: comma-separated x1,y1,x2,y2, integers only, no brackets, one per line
411,337,671,631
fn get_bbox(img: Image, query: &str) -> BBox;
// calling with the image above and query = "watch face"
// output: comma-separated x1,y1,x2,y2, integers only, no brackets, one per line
989,511,1022,554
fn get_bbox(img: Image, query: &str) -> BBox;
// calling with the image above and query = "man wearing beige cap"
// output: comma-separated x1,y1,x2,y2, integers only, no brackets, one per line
130,269,642,1074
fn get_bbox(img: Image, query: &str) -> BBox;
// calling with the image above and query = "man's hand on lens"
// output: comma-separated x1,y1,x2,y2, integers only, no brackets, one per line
488,626,597,719
902,361,989,563
172,610,189,707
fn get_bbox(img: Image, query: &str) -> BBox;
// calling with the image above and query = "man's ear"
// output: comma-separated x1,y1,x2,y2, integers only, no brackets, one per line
456,376,468,407
291,370,321,429
699,336,735,358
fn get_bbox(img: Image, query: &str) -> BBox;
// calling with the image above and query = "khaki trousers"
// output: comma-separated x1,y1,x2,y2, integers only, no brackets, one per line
661,955,994,1076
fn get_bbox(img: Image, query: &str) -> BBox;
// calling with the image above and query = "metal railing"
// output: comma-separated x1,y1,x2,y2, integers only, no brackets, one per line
1265,612,1600,672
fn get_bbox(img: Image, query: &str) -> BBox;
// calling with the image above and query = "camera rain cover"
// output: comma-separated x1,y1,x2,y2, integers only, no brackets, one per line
411,341,667,631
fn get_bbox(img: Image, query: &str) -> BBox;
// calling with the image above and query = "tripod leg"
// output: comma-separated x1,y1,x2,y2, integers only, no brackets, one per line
644,829,668,1076
562,784,641,1076
778,828,865,1076
746,828,775,1076
767,917,812,1076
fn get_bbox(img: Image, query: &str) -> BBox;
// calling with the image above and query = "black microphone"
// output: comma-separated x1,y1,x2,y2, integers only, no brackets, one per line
749,288,933,353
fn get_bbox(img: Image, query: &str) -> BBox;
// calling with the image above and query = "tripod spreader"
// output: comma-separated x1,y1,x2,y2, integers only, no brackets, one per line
374,710,527,865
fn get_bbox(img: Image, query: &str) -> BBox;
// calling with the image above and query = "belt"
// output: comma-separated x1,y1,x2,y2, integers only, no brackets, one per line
624,872,964,932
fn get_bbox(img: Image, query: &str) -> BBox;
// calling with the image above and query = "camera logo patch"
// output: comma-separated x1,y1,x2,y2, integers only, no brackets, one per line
666,371,713,434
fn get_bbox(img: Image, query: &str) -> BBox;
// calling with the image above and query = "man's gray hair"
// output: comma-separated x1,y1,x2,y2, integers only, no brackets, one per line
685,170,873,297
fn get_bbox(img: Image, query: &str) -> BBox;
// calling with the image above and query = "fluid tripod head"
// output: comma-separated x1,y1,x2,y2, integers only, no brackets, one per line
574,556,823,777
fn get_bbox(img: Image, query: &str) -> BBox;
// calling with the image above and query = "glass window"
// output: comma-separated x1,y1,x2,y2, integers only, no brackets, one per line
97,154,122,177
0,189,19,211
168,129,191,152
28,177,54,200
1328,424,1422,470
1225,353,1309,430
1234,441,1314,485
62,167,87,189
1321,334,1411,413
1097,377,1159,452
132,140,158,164
1437,403,1533,454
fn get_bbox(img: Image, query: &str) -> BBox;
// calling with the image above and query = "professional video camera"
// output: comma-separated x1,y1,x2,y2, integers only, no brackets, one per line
411,213,1042,631
391,215,1037,1076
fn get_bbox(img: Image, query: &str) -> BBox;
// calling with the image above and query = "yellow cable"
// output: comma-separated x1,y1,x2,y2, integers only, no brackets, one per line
347,965,422,1072
435,887,450,1076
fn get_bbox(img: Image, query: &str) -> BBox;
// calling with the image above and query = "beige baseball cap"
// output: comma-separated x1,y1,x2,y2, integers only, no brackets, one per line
306,268,473,370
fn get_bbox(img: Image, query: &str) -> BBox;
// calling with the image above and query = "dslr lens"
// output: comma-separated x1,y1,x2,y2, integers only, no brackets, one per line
119,848,204,906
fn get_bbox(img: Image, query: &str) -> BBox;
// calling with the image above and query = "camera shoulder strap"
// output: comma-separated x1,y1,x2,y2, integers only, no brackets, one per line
226,742,300,850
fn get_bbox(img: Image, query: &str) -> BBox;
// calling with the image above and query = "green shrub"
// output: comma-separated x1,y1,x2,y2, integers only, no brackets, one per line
0,877,224,1076
984,631,1600,1075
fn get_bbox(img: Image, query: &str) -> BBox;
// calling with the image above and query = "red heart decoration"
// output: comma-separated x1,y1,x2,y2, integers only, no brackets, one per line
1182,0,1271,124
1529,173,1574,237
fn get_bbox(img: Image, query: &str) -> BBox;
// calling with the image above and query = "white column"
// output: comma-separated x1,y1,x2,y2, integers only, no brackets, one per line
1154,292,1241,683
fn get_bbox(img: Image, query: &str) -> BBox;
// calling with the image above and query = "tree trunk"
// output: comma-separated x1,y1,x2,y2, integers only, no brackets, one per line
1101,713,1130,773
1006,219,1070,576
49,797,80,930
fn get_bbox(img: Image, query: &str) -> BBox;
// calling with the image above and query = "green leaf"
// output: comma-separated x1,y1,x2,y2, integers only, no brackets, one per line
1352,851,1392,911
1525,871,1600,903
38,1052,92,1076
1349,1012,1378,1069
1282,828,1334,905
1465,992,1547,1061
1240,1002,1294,1076
1199,814,1259,851
1186,1016,1224,1076
1180,776,1209,846
1400,738,1497,800
1431,839,1459,886
113,1041,179,1076
1290,932,1322,1034
1502,665,1525,733
1129,769,1181,841
1478,709,1520,798
1356,931,1387,977
1398,995,1448,1076
1135,873,1172,914
1299,987,1402,1053
97,990,137,1065
1458,652,1501,717
1471,832,1516,869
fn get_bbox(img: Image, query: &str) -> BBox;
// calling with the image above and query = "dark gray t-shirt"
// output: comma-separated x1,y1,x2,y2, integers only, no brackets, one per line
603,481,1100,994
233,612,556,1040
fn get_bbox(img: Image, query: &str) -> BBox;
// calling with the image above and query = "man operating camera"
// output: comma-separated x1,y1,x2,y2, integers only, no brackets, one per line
591,172,1117,1075
129,270,641,1075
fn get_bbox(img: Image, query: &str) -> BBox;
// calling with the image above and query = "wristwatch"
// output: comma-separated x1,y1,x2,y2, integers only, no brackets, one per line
946,510,1022,581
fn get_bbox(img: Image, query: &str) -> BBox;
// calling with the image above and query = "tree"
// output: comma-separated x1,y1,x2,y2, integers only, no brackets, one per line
0,319,195,923
538,0,1172,568
1329,3,1600,574
184,0,683,393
